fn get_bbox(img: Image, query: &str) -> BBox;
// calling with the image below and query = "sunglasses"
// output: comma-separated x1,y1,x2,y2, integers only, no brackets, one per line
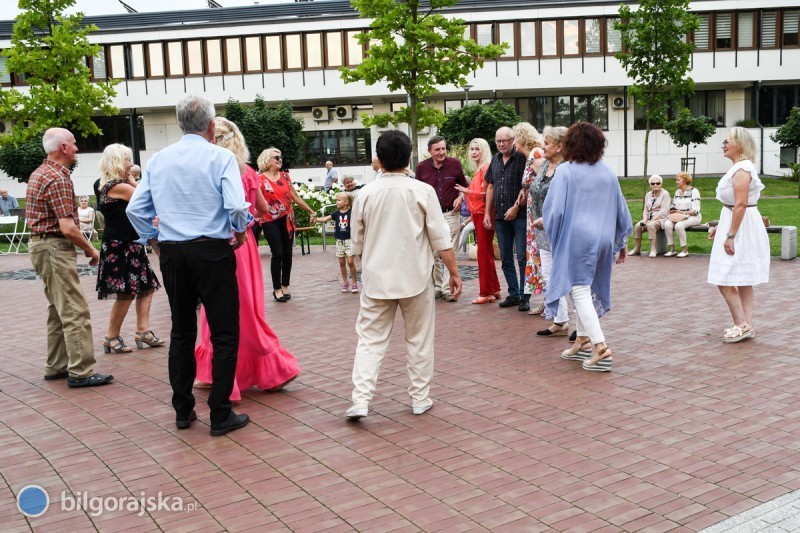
722,140,731,146
650,182,661,186
272,155,282,160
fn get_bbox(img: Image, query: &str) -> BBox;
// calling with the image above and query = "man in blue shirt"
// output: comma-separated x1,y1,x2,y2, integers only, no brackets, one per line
324,160,339,192
0,189,19,215
127,94,253,437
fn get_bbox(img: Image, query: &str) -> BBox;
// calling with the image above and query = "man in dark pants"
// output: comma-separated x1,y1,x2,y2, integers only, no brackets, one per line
484,126,529,311
127,94,252,437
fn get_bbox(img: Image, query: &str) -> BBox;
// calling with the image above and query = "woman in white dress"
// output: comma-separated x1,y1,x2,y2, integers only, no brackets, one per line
707,127,770,343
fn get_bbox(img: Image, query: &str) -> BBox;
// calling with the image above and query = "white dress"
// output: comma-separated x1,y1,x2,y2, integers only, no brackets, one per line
707,160,770,286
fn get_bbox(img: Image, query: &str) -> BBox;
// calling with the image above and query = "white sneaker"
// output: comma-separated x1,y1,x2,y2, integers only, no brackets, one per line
345,404,368,419
412,399,433,415
663,250,676,257
676,251,689,258
648,250,657,258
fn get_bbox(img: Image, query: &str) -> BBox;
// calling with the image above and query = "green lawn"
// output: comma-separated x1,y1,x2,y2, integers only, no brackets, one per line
620,176,800,200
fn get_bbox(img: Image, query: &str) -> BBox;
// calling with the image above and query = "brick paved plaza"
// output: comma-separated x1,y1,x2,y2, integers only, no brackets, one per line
1,246,799,532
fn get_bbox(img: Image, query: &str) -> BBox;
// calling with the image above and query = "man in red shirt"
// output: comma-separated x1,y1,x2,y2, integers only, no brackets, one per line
415,136,468,302
26,128,114,388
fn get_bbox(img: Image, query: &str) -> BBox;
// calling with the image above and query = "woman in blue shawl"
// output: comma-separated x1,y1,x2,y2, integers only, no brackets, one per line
543,123,632,372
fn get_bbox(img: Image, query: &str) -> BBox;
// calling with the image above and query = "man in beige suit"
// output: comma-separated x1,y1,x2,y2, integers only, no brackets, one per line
345,130,462,420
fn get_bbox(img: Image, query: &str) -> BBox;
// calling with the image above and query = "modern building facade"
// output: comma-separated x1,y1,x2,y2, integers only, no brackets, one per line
1,0,799,196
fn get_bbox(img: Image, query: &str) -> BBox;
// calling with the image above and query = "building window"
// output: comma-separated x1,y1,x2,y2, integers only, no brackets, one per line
444,100,463,113
300,129,372,167
243,36,261,73
264,35,282,71
738,12,755,49
284,34,302,69
780,146,797,167
784,9,800,47
584,19,602,55
635,90,725,129
326,32,343,67
108,45,126,79
475,24,493,47
76,115,146,153
166,41,184,76
305,33,323,69
541,20,557,56
185,40,203,76
224,37,242,73
520,21,537,57
518,95,607,130
130,44,146,78
715,13,733,50
346,31,363,66
695,14,710,50
0,55,11,85
205,39,222,74
761,11,778,48
563,20,580,55
498,23,515,58
91,51,107,80
606,19,622,54
147,42,164,77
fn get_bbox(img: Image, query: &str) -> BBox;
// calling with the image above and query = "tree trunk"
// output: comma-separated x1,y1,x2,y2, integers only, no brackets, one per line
642,123,651,195
410,94,419,167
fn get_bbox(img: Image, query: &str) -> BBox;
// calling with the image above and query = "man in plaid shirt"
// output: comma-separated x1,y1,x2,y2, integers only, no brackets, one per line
25,128,114,388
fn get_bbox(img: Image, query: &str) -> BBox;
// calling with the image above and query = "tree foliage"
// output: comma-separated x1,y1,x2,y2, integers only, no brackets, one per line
0,0,118,145
341,0,506,163
224,98,306,171
0,135,46,183
437,101,521,151
616,0,699,182
663,108,716,160
771,107,800,151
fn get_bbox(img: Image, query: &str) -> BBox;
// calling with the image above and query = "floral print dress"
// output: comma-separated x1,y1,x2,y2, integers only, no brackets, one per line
523,149,544,295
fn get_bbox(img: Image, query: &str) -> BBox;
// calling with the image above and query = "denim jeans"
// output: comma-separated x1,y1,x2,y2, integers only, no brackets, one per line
494,216,526,298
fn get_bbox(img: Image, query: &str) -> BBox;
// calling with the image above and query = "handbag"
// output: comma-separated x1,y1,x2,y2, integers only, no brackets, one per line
467,234,478,260
667,212,686,224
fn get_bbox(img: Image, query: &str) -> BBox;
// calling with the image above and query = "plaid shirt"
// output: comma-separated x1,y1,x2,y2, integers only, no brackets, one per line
25,159,78,235
485,149,527,220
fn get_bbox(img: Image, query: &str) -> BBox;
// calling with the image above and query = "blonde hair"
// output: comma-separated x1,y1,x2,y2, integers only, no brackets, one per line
257,147,282,172
512,122,543,151
675,171,693,185
99,144,133,187
335,192,352,210
728,127,758,163
467,138,492,171
78,195,90,203
215,117,250,167
542,126,568,146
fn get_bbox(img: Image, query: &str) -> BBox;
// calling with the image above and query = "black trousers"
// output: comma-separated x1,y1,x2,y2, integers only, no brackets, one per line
159,240,239,426
261,217,293,290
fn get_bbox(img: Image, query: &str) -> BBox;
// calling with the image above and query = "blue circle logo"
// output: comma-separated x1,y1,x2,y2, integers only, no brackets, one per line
17,485,49,517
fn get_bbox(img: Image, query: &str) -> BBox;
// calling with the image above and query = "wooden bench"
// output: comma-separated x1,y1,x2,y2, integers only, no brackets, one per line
653,223,797,260
295,226,314,256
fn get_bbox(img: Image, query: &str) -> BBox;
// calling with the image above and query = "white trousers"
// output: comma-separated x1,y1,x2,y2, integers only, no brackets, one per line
539,248,569,323
571,285,605,344
432,211,460,295
351,283,435,409
664,215,702,247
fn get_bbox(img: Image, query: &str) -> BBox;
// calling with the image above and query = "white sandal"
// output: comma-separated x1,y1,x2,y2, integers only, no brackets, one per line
528,302,545,316
722,324,754,344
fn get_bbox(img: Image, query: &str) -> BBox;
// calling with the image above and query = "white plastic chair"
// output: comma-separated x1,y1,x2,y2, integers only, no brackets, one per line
0,215,27,254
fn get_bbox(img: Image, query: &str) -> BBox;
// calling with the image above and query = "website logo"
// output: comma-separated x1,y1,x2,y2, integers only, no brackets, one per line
16,485,50,517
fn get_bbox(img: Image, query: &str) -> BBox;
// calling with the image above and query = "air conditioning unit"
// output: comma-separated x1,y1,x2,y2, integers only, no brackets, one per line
335,105,354,120
311,106,328,121
611,95,627,110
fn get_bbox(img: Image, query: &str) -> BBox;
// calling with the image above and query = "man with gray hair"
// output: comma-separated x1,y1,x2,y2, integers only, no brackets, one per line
127,95,252,437
0,188,19,215
324,160,339,192
25,128,113,388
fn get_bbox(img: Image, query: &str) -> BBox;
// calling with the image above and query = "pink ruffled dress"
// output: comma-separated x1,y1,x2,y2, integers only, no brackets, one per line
194,165,300,400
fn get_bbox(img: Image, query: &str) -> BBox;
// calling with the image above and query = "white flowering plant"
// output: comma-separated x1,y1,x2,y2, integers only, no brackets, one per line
294,183,339,228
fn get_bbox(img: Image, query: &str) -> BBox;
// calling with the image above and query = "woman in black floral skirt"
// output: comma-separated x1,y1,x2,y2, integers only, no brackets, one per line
96,144,164,353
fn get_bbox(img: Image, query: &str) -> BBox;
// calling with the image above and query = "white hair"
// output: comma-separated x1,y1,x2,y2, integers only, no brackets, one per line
176,94,215,134
42,128,73,154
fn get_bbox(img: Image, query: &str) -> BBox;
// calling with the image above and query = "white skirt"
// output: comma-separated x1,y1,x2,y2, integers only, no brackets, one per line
707,207,770,286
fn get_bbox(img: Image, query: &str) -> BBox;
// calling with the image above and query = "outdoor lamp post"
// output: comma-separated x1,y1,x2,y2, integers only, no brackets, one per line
463,84,473,105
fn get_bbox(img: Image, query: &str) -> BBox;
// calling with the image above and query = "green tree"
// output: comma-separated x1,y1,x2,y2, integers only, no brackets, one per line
340,0,506,164
0,0,118,143
770,107,800,194
616,0,699,185
437,101,521,150
663,108,716,162
224,98,305,170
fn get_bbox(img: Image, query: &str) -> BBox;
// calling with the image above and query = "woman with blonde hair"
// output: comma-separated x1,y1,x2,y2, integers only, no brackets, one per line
194,117,301,396
256,147,316,301
455,138,500,303
663,171,702,257
708,127,769,343
95,143,163,353
513,122,545,313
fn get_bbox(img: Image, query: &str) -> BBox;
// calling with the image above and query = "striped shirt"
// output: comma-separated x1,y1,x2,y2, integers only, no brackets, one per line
25,159,78,236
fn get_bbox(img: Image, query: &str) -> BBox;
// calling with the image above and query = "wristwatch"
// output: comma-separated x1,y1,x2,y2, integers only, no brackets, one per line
726,232,736,239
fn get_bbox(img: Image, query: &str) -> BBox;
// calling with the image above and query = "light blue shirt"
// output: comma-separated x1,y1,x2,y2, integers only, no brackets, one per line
0,194,18,215
126,134,252,242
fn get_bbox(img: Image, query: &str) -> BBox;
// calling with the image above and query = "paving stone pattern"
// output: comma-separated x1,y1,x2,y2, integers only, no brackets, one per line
1,248,800,531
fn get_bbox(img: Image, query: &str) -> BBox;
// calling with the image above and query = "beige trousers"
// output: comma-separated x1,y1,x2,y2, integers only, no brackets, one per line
664,215,702,247
351,283,435,409
30,237,97,378
432,210,460,295
633,219,664,244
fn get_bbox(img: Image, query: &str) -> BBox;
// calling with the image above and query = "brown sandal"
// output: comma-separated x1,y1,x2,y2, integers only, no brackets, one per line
582,345,613,372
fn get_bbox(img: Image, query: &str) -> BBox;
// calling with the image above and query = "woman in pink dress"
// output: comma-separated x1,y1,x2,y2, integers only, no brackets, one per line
194,117,300,398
